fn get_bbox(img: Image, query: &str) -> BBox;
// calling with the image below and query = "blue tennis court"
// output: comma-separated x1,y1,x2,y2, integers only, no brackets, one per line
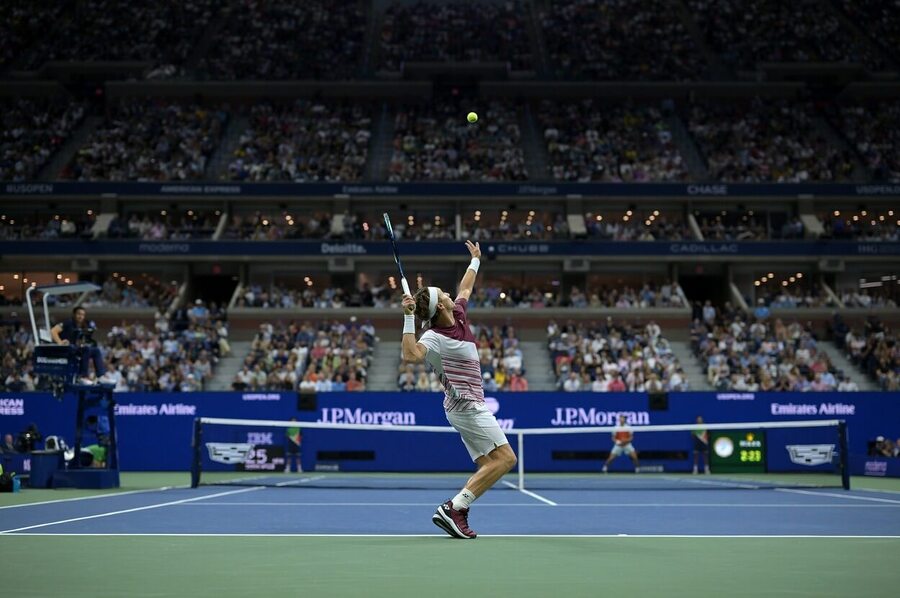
4,473,900,537
2,473,899,598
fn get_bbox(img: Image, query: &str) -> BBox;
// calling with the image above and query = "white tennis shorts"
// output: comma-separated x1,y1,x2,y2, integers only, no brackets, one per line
446,404,510,462
610,442,635,457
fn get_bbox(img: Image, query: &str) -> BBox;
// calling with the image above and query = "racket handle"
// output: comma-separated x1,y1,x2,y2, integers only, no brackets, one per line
401,278,411,296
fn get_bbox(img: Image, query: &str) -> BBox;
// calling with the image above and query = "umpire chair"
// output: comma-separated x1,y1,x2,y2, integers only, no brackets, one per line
26,282,120,489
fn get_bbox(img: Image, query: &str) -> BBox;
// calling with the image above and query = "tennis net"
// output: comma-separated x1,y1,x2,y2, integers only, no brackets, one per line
190,417,850,491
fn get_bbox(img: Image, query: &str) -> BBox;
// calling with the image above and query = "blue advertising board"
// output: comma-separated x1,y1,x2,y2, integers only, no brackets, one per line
0,239,896,257
3,181,900,197
1,392,897,476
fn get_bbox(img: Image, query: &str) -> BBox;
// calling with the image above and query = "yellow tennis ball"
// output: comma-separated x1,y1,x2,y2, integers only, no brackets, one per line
467,111,478,123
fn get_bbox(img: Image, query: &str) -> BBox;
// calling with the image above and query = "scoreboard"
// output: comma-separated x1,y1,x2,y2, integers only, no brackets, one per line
709,430,766,473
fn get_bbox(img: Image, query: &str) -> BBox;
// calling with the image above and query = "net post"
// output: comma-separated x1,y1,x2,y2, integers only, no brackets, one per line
517,432,525,490
190,417,202,488
838,420,850,490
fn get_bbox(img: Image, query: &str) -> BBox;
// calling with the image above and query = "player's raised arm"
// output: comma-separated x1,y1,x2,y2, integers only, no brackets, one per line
400,293,427,363
456,240,481,301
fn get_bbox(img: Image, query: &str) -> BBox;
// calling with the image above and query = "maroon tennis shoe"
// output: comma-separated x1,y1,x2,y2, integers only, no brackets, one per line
433,500,477,539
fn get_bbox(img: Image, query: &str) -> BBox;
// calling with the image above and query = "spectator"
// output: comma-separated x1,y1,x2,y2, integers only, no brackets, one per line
1,433,16,453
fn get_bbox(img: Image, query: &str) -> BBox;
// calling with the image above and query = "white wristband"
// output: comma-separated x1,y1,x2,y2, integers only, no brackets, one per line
468,257,480,274
403,314,416,335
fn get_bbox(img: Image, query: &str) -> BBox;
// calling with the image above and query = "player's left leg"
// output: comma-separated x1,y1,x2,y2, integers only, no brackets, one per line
435,409,514,539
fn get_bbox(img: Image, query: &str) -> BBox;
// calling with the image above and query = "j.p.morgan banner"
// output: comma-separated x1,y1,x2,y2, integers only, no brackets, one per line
3,392,898,474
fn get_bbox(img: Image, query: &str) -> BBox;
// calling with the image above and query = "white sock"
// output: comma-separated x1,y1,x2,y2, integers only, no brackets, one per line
451,488,476,510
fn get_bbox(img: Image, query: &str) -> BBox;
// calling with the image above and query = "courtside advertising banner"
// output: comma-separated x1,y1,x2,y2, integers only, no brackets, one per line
0,392,897,474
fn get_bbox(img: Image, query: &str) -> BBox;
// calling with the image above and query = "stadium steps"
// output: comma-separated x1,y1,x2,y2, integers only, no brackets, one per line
520,341,557,391
39,115,103,181
520,104,550,181
818,343,879,392
359,0,381,76
369,340,401,391
525,0,551,77
208,115,249,180
364,103,393,181
206,340,252,391
669,341,714,391
667,114,709,181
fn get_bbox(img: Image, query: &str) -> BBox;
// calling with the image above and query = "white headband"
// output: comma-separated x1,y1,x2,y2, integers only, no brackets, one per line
427,287,439,320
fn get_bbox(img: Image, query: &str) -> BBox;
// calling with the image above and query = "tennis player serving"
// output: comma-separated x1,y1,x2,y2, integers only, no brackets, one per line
400,240,516,539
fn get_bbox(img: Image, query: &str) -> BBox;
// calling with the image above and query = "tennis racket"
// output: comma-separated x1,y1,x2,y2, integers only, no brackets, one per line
383,212,412,296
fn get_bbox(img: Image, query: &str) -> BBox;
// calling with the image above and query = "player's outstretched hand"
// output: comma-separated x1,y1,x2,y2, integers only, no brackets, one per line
402,294,416,315
465,240,481,259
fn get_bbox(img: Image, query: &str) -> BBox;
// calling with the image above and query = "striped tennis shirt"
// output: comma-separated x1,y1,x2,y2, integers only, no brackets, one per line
418,297,485,412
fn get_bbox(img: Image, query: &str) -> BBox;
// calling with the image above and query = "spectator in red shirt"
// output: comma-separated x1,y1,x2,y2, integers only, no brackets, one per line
509,370,529,391
607,372,627,392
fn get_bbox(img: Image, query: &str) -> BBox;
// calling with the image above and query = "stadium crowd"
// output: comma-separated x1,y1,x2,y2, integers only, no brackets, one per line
0,3,64,69
21,0,219,71
689,0,888,72
687,101,856,182
199,0,365,80
81,276,179,310
1,98,86,182
235,284,396,310
388,100,527,182
540,101,688,182
1,323,36,392
379,0,532,70
1,303,228,393
63,102,227,182
107,211,219,240
691,312,854,392
233,320,373,392
584,211,692,241
829,102,900,183
540,0,706,80
224,102,371,182
819,210,899,241
0,212,93,240
548,319,688,392
838,317,899,391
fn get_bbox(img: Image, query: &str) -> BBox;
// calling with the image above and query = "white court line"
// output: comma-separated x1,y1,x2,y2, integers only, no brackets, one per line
854,487,900,496
2,532,899,539
660,476,762,490
776,488,900,504
0,487,262,534
501,481,557,506
275,475,325,487
0,486,187,511
172,501,900,508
